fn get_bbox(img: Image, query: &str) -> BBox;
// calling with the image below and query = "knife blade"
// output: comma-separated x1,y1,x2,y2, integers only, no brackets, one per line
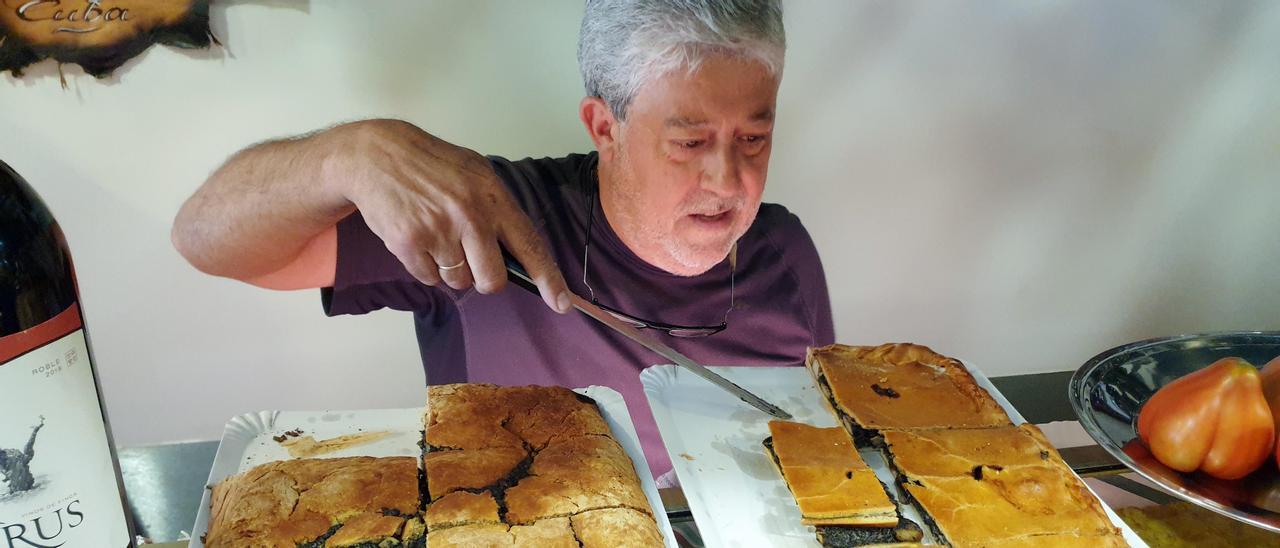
502,255,793,420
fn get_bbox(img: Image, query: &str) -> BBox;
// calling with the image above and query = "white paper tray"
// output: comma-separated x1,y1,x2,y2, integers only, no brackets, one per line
641,364,1147,548
190,386,677,547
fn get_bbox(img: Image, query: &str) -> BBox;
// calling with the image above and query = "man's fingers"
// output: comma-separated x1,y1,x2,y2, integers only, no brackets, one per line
434,245,474,291
462,227,506,295
398,249,442,287
500,214,571,314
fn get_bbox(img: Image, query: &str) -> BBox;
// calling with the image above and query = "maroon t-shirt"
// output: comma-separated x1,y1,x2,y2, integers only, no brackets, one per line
323,152,834,479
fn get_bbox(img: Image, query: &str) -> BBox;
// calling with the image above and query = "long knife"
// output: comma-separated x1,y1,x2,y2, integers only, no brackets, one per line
503,255,793,420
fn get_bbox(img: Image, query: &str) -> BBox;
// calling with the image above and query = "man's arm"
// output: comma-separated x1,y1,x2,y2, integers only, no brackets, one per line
245,226,338,290
172,119,570,311
172,126,351,287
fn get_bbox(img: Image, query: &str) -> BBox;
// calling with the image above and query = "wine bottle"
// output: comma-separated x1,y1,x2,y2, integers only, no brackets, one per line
0,160,134,547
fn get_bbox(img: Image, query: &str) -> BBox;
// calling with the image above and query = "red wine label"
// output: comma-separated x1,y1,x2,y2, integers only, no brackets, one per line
0,304,82,364
0,322,130,547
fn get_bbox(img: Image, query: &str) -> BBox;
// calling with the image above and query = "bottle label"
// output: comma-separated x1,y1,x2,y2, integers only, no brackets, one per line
0,304,130,547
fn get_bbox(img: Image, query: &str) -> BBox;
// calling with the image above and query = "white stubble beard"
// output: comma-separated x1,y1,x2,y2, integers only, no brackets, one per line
609,141,758,276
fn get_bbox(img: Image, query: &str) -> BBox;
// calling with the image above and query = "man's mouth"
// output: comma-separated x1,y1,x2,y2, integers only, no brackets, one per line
688,209,734,228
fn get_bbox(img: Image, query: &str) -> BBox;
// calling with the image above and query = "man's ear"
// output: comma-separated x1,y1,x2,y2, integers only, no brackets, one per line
579,96,619,157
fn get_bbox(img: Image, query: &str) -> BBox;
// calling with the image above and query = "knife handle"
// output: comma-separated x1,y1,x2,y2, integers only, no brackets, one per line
501,249,539,295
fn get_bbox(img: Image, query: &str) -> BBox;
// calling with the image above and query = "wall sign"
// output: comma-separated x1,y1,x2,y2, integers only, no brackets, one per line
0,0,215,78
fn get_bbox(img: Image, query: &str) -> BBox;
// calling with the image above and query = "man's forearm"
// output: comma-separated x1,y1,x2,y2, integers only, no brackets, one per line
174,118,572,310
173,123,358,279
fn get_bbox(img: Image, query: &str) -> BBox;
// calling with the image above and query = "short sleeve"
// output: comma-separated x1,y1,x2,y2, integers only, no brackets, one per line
322,154,592,317
765,207,836,347
486,153,594,233
321,211,453,316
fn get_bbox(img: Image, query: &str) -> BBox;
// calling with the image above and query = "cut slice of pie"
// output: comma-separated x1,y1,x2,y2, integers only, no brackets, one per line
883,424,1125,546
880,423,1067,479
422,445,529,501
421,383,663,547
973,532,1130,547
807,343,1012,443
318,512,406,547
763,421,926,546
764,420,897,527
508,517,582,547
425,522,518,547
204,456,419,547
425,510,664,548
424,490,502,530
502,434,653,524
570,507,669,548
900,473,1124,546
423,383,611,452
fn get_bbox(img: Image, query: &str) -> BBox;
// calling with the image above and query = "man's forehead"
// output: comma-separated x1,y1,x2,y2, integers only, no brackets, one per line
662,107,775,129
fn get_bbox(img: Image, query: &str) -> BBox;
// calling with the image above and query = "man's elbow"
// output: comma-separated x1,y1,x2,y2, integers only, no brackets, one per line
170,207,240,279
170,216,219,276
172,216,338,291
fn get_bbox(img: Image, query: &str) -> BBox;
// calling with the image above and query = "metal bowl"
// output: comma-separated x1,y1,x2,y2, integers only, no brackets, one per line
1070,331,1280,532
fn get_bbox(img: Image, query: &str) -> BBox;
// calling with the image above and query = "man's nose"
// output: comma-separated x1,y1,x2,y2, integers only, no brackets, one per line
702,144,743,196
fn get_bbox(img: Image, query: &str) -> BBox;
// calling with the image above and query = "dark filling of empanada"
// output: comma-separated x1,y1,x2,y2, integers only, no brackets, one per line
815,519,924,548
418,466,428,513
870,383,900,399
296,523,401,548
970,464,1004,480
436,450,536,525
764,437,910,547
322,543,394,548
418,430,446,517
893,518,925,542
295,524,342,548
892,474,949,547
490,452,535,523
814,524,899,546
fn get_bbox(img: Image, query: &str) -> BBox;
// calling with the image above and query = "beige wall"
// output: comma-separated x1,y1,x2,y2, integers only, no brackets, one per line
1,0,1277,446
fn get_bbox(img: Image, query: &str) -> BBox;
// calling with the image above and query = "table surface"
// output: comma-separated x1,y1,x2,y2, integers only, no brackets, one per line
121,371,1093,544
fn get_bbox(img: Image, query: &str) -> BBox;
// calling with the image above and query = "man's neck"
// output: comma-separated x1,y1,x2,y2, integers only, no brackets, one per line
597,164,693,276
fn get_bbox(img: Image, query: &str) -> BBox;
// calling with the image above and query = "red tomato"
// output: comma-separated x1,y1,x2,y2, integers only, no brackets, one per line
1137,357,1275,480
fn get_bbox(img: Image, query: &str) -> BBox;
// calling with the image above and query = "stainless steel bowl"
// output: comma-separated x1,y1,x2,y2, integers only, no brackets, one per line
1070,331,1280,532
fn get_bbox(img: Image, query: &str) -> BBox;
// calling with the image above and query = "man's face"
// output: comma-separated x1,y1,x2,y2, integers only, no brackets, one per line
599,54,779,276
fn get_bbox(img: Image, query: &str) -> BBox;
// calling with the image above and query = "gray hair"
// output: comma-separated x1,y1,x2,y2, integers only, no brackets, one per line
578,0,786,120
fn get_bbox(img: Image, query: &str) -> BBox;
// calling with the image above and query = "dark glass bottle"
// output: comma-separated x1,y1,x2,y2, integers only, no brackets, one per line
0,160,134,547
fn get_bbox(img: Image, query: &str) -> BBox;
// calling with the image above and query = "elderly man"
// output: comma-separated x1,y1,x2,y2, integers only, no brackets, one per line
172,0,832,482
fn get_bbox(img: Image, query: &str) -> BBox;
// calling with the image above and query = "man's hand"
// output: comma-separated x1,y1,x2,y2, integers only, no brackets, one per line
333,120,571,312
173,118,571,313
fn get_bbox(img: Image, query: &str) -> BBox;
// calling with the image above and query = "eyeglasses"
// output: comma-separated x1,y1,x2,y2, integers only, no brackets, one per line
581,191,735,338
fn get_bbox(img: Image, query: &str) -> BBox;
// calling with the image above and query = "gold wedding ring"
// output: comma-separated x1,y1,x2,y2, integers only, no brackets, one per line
438,257,467,272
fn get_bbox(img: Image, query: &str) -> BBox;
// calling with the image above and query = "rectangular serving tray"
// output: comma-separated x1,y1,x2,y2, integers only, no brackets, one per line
641,364,1147,547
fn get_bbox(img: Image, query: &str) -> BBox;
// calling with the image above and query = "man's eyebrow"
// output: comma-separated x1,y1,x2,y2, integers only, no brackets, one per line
750,108,774,122
664,110,774,128
664,116,708,129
